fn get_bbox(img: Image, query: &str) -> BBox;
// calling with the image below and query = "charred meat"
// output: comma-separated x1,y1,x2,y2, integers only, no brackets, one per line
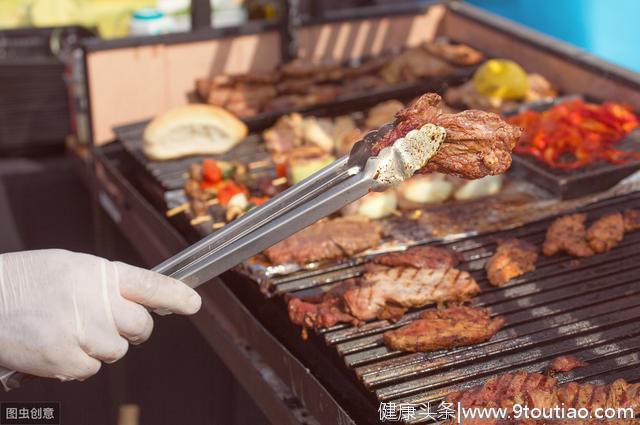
587,212,625,253
343,265,481,321
263,216,383,265
548,355,588,373
288,290,359,335
383,306,504,352
543,213,595,257
372,93,522,179
372,246,462,269
447,369,640,425
422,40,484,66
485,239,538,286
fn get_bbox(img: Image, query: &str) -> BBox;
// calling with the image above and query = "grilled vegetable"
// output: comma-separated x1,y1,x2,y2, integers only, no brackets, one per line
508,99,640,169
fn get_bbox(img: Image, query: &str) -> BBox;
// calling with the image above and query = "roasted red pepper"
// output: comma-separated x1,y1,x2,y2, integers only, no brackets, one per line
202,159,222,183
507,99,640,169
217,180,246,206
249,196,270,206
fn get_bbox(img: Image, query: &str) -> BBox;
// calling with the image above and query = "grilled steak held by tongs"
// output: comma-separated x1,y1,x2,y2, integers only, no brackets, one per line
372,93,522,179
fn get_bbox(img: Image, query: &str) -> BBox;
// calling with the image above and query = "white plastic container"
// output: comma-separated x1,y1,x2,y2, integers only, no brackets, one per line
129,8,176,36
211,0,247,28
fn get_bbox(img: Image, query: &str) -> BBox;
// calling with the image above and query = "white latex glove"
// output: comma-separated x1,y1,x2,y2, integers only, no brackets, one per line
0,249,201,381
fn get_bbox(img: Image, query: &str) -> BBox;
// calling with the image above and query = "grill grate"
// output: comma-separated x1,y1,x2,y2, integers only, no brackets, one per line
271,191,640,423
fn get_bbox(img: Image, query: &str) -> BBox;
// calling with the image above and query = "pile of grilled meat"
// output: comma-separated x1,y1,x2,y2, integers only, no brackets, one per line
446,356,640,425
195,40,482,118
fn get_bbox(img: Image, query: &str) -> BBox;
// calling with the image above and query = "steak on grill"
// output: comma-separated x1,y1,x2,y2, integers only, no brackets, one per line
587,212,625,253
543,213,595,257
383,306,504,352
263,216,383,265
372,246,462,269
343,265,481,321
485,239,538,287
371,93,522,179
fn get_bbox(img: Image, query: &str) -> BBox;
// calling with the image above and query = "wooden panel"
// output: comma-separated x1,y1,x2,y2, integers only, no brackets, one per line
297,5,446,63
86,32,280,145
441,10,640,109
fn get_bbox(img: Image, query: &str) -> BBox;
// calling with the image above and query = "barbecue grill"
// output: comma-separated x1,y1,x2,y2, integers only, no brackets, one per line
73,2,640,424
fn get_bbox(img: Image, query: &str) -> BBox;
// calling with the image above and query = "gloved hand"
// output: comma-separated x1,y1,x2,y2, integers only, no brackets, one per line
0,249,201,382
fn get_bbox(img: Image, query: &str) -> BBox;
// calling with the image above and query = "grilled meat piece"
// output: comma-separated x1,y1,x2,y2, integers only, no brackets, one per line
447,370,640,425
485,239,538,286
587,212,625,253
372,246,462,269
262,113,304,159
343,265,481,321
383,306,504,352
422,40,484,66
624,209,640,232
543,213,595,257
263,216,383,265
379,47,453,84
549,355,588,373
288,291,359,333
372,93,522,179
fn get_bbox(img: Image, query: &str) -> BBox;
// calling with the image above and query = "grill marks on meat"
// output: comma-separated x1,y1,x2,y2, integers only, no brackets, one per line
371,93,522,179
548,355,588,373
263,216,383,265
587,213,625,253
383,306,504,352
543,213,595,257
544,209,640,258
447,370,640,425
343,265,481,321
486,239,538,287
372,246,462,269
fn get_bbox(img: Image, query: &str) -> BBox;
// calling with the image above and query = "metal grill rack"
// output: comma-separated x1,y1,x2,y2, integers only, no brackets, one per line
266,191,640,423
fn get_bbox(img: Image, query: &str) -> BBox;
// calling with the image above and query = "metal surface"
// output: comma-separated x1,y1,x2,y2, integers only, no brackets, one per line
271,191,640,423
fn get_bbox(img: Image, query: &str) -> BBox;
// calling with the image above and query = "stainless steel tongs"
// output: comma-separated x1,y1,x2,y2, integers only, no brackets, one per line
0,122,447,390
151,122,446,291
